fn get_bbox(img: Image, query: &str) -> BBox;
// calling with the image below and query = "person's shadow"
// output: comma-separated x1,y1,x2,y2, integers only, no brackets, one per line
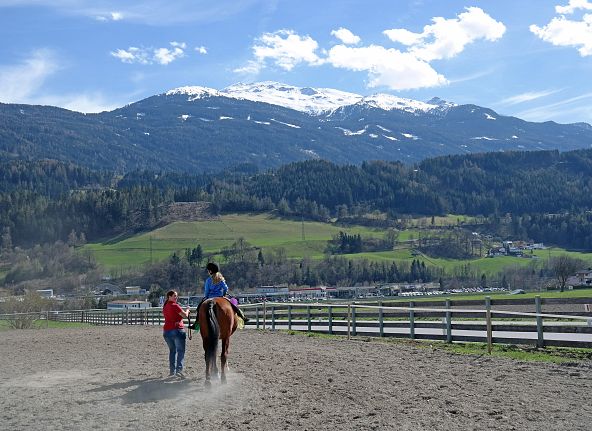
88,377,206,404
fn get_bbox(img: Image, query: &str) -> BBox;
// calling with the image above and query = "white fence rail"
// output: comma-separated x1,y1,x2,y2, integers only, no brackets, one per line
2,296,591,349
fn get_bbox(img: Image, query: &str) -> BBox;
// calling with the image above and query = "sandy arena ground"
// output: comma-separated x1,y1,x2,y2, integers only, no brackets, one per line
0,326,591,430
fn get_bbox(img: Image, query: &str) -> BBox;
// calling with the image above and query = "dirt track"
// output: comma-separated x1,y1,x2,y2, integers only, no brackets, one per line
0,326,591,430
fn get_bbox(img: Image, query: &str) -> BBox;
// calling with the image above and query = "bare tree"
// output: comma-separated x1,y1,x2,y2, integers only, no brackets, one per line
550,255,582,292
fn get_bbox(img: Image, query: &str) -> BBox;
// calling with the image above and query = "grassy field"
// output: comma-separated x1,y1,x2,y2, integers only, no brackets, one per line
85,212,592,276
85,214,385,268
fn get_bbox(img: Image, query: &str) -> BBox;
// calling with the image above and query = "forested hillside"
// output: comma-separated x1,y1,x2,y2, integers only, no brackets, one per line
2,149,592,250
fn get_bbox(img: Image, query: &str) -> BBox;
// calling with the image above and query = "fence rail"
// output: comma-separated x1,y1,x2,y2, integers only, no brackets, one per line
2,296,591,349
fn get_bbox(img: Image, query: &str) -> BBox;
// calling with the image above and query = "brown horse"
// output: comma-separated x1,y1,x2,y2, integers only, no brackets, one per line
198,297,238,385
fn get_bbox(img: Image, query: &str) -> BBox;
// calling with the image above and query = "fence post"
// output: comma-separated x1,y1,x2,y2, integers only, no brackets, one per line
307,305,311,332
81,311,84,324
486,296,492,354
271,306,275,330
46,311,49,329
263,301,267,330
352,304,357,336
535,295,544,348
288,305,292,330
446,299,452,343
347,304,351,340
378,301,384,337
409,301,415,340
255,305,260,329
328,306,333,335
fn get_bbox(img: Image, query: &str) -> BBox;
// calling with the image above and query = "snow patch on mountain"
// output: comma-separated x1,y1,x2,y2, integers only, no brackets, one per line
471,136,498,140
223,82,361,114
166,86,221,100
300,149,319,158
360,94,438,114
270,118,300,128
335,126,367,136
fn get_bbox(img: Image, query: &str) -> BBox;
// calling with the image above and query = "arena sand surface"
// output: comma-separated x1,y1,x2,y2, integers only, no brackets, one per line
0,326,591,430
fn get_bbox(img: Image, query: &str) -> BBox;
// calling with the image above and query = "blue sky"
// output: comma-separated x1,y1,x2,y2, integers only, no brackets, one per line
1,0,592,124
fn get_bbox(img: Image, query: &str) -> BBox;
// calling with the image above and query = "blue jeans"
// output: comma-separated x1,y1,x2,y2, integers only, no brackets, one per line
163,329,186,374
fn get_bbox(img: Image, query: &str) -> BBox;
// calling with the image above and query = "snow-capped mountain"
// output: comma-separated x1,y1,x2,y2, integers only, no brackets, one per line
1,81,591,173
222,82,362,114
165,81,454,116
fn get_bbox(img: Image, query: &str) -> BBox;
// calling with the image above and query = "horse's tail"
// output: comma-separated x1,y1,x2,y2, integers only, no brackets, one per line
205,300,219,367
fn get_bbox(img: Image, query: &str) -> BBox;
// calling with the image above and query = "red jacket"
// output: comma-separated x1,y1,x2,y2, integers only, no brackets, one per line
162,301,185,331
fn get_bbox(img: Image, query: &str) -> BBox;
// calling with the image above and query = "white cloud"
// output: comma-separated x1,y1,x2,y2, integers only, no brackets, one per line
233,60,262,75
514,92,592,122
35,92,120,113
95,11,123,21
251,30,323,71
556,0,592,14
110,42,186,65
326,44,447,90
236,7,504,91
0,50,120,112
330,27,361,45
530,12,592,56
0,1,264,25
497,89,562,106
196,46,208,55
384,7,506,62
0,49,59,102
382,28,423,46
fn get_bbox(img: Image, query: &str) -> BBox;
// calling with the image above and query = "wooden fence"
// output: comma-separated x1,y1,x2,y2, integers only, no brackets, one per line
2,296,591,349
241,296,592,349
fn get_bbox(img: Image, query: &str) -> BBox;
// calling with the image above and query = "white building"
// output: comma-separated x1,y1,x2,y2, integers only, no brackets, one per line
107,300,151,310
36,289,54,298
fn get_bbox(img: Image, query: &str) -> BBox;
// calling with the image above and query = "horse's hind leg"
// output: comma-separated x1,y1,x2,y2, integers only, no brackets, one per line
204,350,212,387
220,337,229,384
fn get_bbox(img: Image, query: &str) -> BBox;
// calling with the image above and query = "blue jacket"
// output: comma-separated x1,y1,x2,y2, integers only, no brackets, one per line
204,277,228,299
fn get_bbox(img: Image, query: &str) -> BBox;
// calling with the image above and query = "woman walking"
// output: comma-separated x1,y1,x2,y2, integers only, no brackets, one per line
162,290,190,378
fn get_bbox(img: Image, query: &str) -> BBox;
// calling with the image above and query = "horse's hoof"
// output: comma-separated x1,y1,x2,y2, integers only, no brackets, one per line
205,379,211,388
221,375,227,384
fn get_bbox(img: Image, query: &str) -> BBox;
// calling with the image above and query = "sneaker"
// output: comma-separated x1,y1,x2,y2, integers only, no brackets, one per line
175,371,186,379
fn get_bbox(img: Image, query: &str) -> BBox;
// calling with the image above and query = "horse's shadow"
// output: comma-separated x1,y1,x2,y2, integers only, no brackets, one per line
88,377,209,404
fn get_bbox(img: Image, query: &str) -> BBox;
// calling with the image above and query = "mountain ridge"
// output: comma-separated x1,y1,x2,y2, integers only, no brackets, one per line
1,81,591,173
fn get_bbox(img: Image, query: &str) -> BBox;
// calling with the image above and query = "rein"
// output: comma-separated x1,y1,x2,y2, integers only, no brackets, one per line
187,312,192,340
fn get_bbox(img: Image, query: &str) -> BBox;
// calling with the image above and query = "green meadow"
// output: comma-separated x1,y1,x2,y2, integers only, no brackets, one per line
85,213,384,268
85,213,592,275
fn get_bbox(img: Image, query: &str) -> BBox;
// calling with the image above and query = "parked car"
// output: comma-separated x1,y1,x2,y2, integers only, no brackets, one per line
510,289,525,295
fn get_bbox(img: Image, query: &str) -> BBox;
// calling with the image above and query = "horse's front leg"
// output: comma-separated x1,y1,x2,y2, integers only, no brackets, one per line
220,337,229,384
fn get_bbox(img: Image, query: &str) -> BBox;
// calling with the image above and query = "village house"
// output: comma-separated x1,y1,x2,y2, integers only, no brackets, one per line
107,300,151,310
